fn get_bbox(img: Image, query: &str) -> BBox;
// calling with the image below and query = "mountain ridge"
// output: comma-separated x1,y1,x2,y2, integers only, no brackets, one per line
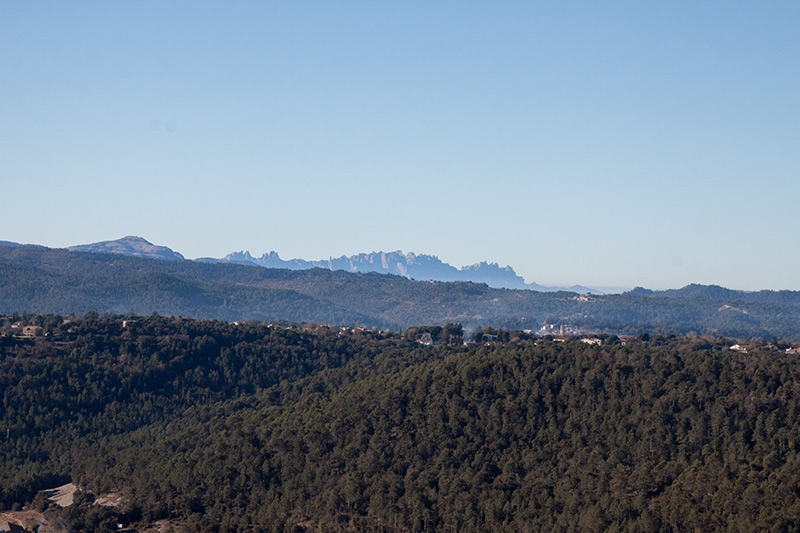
3,243,800,339
219,248,605,294
64,235,612,293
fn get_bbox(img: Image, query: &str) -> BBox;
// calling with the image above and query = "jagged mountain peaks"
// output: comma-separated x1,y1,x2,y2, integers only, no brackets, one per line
26,235,605,293
220,248,546,291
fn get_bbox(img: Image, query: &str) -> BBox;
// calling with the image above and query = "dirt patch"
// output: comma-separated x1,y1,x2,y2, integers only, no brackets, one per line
95,492,124,507
44,483,76,508
137,518,182,532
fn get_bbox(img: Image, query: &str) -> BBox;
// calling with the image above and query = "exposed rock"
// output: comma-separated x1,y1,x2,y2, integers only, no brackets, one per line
219,249,604,293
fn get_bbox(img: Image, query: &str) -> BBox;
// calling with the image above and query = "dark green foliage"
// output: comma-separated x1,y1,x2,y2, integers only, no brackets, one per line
3,316,800,530
0,315,394,510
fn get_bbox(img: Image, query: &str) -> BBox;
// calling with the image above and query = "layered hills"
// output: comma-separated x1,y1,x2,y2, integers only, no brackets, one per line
2,242,800,339
60,236,605,293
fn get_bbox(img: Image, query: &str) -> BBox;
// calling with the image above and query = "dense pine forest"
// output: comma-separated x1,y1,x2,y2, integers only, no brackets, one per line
2,314,800,531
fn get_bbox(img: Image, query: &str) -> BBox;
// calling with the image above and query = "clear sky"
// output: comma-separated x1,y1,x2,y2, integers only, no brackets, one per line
2,2,799,291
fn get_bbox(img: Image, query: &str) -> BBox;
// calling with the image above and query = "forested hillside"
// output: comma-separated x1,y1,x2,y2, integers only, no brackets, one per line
3,315,800,531
3,244,800,339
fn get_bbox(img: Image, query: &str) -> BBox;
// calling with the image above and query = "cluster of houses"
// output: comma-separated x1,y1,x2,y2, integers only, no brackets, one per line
731,343,800,354
317,324,383,335
0,321,45,338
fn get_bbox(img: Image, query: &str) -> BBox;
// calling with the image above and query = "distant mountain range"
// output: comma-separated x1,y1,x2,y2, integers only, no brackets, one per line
45,236,612,293
3,240,800,339
211,249,606,293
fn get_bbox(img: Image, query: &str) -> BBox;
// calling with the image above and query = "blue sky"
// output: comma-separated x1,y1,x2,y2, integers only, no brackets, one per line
2,2,799,290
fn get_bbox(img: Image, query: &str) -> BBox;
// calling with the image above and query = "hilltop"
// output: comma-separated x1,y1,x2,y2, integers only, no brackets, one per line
68,236,185,261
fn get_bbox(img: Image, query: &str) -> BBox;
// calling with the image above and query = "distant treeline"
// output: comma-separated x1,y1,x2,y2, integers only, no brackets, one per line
3,244,800,339
2,314,800,531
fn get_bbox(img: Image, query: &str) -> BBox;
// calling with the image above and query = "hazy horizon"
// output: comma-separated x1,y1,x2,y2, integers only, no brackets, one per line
3,2,798,291
0,233,788,294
